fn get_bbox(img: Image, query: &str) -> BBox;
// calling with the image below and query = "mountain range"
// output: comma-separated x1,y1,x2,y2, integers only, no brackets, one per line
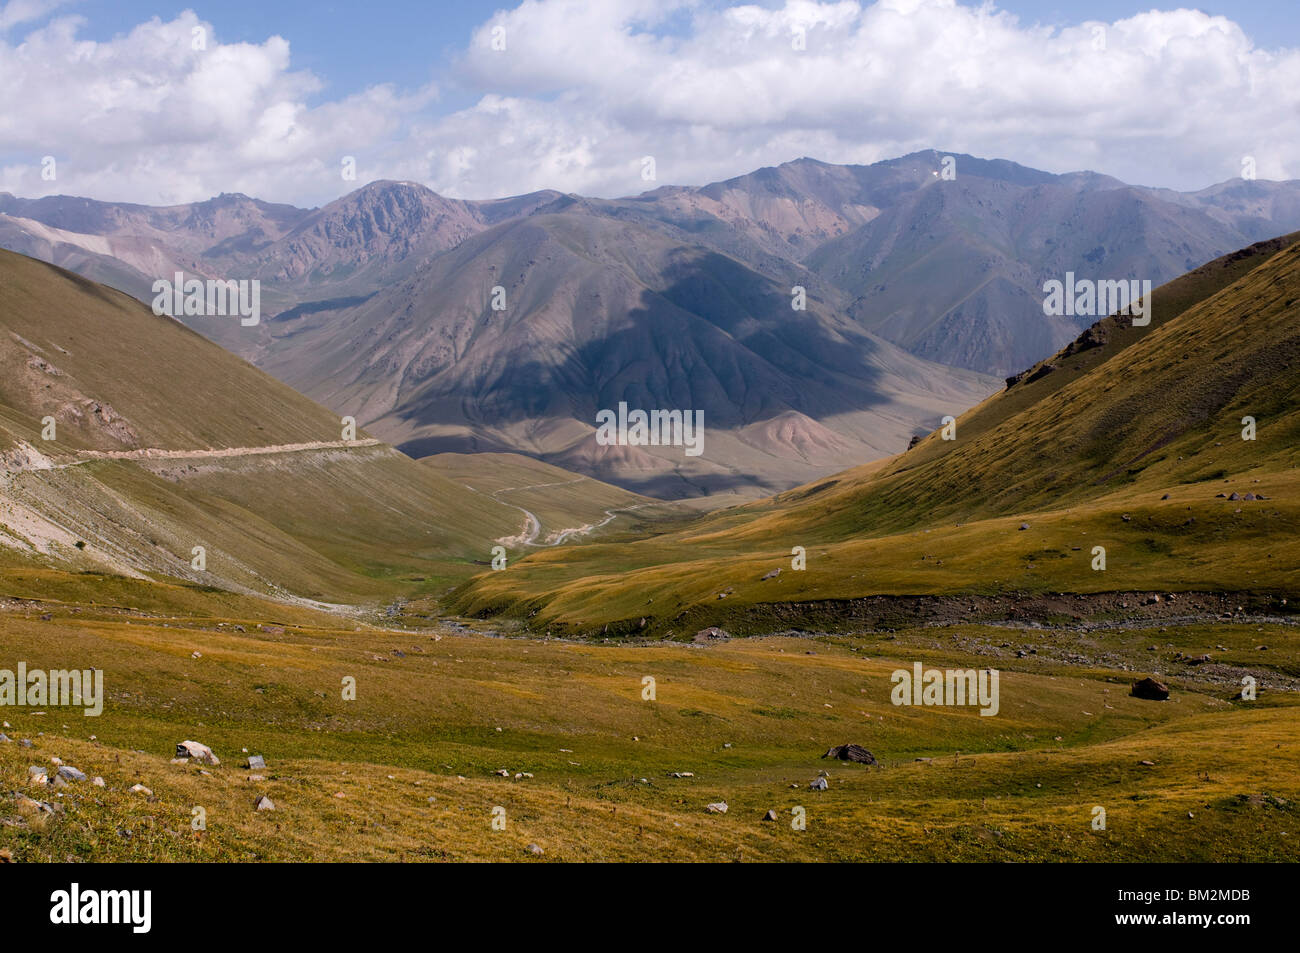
5,150,1299,497
0,248,649,601
452,230,1300,635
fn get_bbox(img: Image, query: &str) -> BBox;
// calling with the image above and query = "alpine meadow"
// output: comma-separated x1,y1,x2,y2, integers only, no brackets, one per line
0,0,1296,930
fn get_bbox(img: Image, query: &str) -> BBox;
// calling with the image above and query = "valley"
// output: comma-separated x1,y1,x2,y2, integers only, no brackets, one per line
2,162,1297,865
11,150,1300,498
2,585,1295,862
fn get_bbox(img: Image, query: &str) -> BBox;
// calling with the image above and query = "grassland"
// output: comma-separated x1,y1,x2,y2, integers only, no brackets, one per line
447,237,1300,638
1,250,660,605
3,579,1296,861
423,452,689,546
3,238,1298,864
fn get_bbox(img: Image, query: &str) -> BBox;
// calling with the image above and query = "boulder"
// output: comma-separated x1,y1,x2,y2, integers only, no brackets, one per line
693,626,730,643
763,809,778,822
823,744,877,765
246,754,266,771
705,801,728,814
254,796,275,811
175,740,219,766
56,765,86,782
1131,677,1170,701
809,777,829,791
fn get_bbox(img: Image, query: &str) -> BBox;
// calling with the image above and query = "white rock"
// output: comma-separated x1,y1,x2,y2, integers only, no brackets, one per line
175,740,219,766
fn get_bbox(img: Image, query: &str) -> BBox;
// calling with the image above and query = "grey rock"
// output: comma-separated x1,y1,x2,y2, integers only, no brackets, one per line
57,765,86,782
255,795,275,811
693,626,730,642
822,743,877,765
175,740,219,765
1131,677,1170,701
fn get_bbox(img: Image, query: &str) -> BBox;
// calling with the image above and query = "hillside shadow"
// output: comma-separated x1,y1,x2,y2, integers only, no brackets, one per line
390,249,895,433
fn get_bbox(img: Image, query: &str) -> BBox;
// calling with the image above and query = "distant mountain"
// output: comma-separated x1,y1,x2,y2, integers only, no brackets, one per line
0,182,563,354
0,248,531,602
577,152,1300,376
4,151,1299,494
449,232,1300,635
257,209,996,498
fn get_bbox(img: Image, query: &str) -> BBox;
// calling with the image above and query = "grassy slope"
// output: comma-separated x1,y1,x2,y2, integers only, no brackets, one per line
3,243,1297,864
424,452,686,545
0,250,557,603
450,236,1300,635
2,593,1295,861
0,248,342,452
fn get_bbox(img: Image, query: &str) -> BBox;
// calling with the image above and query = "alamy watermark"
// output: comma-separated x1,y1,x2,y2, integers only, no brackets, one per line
891,662,999,716
1042,273,1151,327
0,662,103,716
50,883,150,933
595,401,704,456
152,272,261,326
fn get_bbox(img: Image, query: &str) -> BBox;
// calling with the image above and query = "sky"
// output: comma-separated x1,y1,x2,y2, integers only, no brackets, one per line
0,0,1297,207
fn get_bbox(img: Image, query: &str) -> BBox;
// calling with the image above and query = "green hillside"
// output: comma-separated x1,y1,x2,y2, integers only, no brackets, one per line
450,236,1300,636
0,250,546,603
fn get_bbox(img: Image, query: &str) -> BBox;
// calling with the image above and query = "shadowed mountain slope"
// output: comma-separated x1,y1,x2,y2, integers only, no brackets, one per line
449,235,1300,636
256,210,997,498
0,249,554,601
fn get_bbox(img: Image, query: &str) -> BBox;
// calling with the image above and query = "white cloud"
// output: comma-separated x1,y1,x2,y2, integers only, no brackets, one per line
0,10,435,204
0,0,72,33
0,1,1297,206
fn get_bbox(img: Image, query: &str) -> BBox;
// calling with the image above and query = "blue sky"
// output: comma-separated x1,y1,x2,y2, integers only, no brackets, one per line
2,1,1297,204
66,0,1300,106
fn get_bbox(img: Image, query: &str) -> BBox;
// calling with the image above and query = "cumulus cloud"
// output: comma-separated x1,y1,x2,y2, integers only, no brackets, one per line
0,0,1296,206
0,9,435,204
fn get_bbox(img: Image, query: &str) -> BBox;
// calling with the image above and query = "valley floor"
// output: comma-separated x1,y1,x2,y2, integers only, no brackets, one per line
2,588,1295,862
